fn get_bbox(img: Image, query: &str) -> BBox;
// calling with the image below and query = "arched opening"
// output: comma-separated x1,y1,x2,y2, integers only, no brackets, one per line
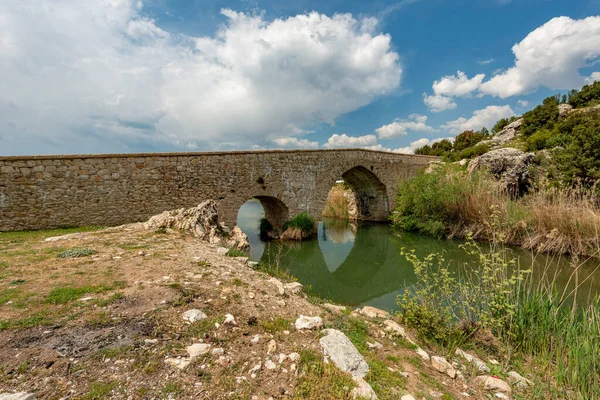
322,166,388,221
236,196,289,256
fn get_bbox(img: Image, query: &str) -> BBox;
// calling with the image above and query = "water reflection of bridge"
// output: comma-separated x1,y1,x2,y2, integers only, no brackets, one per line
261,220,415,307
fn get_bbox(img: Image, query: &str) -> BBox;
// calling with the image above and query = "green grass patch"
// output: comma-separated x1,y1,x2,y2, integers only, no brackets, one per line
0,227,102,245
82,381,119,400
364,357,407,399
45,282,126,304
259,317,292,334
295,349,356,400
254,261,296,282
226,248,248,257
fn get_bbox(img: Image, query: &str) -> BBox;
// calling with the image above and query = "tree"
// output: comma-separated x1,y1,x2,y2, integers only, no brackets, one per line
453,130,488,152
520,96,559,137
568,81,600,108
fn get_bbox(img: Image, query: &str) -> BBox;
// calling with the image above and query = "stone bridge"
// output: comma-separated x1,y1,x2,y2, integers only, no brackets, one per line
0,149,437,232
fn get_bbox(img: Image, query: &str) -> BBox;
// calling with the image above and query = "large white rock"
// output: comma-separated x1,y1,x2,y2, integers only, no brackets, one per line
284,282,304,295
319,329,369,378
431,356,456,379
351,376,378,399
474,375,512,393
468,148,534,194
269,278,285,295
295,315,323,330
183,309,207,323
455,348,490,373
359,306,390,319
0,394,36,400
383,320,408,339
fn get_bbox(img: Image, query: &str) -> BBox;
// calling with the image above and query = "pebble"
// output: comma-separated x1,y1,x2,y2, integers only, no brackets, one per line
183,309,207,323
224,314,237,325
267,340,277,354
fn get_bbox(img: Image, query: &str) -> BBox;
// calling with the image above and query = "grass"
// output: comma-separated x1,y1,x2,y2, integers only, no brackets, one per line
294,349,357,400
57,247,97,258
45,282,126,304
322,183,351,219
259,317,292,334
0,226,102,245
226,247,248,257
364,357,407,400
281,213,316,241
392,164,600,257
82,381,119,400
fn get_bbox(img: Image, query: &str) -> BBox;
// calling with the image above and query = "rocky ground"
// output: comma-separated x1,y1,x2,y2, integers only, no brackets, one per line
0,218,535,399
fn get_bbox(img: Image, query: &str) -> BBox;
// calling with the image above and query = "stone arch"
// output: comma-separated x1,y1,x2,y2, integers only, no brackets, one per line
252,196,289,232
341,166,389,221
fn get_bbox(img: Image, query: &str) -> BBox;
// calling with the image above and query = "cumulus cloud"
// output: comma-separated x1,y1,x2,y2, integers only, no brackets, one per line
423,94,457,112
424,16,600,106
394,137,454,154
442,105,514,134
0,1,402,155
432,71,486,97
480,16,600,97
585,72,600,84
323,134,378,148
271,137,318,149
376,114,437,139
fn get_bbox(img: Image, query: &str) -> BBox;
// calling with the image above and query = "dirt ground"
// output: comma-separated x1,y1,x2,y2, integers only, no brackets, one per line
0,224,524,399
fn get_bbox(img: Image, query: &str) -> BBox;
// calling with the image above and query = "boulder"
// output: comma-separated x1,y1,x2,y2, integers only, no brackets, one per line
474,375,512,393
508,371,533,389
558,103,573,117
455,348,490,373
320,329,370,378
295,315,323,330
143,200,250,251
383,320,408,339
284,282,304,295
468,148,534,194
479,118,523,149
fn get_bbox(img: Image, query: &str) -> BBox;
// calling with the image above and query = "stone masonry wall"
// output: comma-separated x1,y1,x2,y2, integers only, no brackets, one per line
0,149,437,231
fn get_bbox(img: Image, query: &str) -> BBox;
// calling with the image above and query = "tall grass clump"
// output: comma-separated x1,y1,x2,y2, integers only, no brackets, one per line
392,164,600,257
280,213,316,241
397,214,600,398
322,183,350,219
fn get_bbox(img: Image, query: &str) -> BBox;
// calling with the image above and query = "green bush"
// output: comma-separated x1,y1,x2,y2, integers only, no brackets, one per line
282,213,316,238
492,116,519,133
457,142,490,160
526,128,554,151
391,165,479,238
520,95,559,137
259,217,273,241
453,130,489,152
568,80,600,108
57,248,97,258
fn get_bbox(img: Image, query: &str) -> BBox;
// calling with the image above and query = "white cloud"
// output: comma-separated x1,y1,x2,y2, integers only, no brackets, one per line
394,137,454,154
442,105,514,134
517,100,529,107
272,137,318,149
376,113,437,139
478,59,495,65
432,71,486,97
585,72,600,84
0,1,402,154
423,94,457,112
323,134,379,148
480,16,600,98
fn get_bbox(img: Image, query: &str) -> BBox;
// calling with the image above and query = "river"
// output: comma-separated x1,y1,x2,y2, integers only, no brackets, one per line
237,199,600,312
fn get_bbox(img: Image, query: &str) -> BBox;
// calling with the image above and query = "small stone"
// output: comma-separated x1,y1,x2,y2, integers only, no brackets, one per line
351,376,378,399
267,339,277,354
416,347,430,361
455,348,490,373
248,261,258,268
431,356,456,379
79,297,92,302
276,299,286,307
359,306,390,319
224,313,237,325
250,334,261,344
183,309,207,323
216,247,229,255
269,278,285,295
508,371,533,388
495,393,509,399
400,371,409,378
382,320,408,339
474,375,512,393
430,391,444,398
249,362,262,375
367,341,383,350
295,315,323,330
264,359,277,370
248,292,255,299
218,355,232,365
284,282,303,295
323,303,346,313
401,395,416,400
288,352,300,362
144,339,158,344
187,343,211,359
165,357,190,370
212,348,225,356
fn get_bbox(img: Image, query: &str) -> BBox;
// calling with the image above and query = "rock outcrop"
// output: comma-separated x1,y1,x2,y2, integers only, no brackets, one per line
143,200,250,251
468,148,534,194
480,118,523,149
320,329,370,378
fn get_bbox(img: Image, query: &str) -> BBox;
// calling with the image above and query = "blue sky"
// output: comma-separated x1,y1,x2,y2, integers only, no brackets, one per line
1,0,599,155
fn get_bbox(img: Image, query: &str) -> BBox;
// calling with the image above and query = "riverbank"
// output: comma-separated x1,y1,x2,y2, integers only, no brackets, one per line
1,223,542,399
392,164,600,258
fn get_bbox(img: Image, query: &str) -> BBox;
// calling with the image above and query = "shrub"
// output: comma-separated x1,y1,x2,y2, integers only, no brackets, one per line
57,248,97,258
456,142,490,160
520,95,559,137
492,116,519,133
568,80,600,108
281,213,316,240
453,130,488,152
526,128,554,151
321,184,350,219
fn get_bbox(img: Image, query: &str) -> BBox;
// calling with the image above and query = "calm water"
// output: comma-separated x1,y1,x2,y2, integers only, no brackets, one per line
237,199,600,312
